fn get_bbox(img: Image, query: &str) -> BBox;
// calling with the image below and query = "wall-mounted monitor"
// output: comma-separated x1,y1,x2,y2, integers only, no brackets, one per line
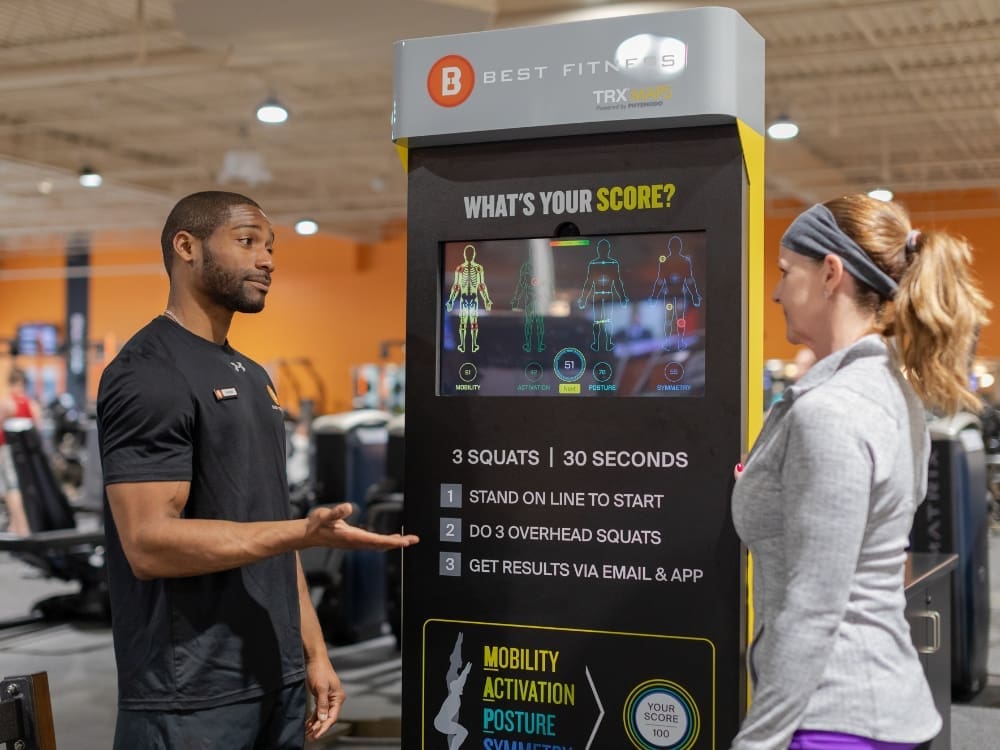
16,322,60,356
439,231,706,397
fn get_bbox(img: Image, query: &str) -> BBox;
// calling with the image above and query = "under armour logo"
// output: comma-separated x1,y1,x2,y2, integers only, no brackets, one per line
229,361,246,373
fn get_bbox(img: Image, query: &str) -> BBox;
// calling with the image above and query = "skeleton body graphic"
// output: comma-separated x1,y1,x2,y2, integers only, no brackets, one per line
446,245,493,353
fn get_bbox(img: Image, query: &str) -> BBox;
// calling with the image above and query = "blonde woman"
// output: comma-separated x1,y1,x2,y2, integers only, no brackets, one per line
732,194,989,750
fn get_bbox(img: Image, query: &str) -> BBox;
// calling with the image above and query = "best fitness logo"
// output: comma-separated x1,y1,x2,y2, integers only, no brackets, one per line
427,54,475,107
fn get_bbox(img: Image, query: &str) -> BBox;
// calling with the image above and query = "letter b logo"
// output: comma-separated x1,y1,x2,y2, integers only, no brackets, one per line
428,55,474,107
441,66,462,96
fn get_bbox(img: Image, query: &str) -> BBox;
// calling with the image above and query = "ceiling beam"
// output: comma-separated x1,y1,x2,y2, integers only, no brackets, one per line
0,49,233,92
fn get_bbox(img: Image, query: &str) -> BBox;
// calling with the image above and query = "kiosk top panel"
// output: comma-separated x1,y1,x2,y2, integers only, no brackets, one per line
392,6,763,146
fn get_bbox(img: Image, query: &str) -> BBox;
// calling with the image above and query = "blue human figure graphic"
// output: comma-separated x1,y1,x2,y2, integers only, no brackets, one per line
511,259,551,353
577,238,629,352
649,235,702,351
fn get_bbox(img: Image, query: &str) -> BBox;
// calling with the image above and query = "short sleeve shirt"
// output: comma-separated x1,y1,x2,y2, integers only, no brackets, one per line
97,316,304,710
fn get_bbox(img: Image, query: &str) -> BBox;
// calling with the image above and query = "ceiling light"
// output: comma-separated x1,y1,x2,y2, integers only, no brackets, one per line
294,219,319,236
37,180,54,195
766,115,799,140
79,166,102,188
217,150,272,186
256,97,289,124
867,188,893,202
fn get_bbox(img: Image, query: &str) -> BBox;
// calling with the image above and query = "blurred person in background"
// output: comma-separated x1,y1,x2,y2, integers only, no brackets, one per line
0,367,42,536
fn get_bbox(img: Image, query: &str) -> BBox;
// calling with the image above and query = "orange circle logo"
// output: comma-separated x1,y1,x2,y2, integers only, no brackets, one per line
427,55,475,107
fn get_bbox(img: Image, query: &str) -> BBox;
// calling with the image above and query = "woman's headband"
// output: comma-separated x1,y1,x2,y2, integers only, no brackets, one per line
781,203,898,299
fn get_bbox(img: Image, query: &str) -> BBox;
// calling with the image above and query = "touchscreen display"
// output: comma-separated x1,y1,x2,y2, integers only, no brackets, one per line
440,232,706,397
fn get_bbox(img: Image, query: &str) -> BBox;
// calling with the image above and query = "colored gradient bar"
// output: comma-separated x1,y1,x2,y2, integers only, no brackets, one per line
550,239,591,247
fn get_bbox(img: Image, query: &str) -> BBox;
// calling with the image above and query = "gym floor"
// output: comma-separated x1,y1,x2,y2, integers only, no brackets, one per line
1,535,998,749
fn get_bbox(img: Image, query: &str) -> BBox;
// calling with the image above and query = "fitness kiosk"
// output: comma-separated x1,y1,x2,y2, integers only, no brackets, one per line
393,8,764,749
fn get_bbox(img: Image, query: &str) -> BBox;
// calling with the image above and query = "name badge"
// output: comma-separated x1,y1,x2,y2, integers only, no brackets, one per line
214,387,239,401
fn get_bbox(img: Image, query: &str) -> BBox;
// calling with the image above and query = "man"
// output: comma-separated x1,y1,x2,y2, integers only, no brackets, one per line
97,191,418,749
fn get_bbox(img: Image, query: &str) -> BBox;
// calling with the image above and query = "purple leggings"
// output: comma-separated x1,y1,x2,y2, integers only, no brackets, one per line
790,730,921,750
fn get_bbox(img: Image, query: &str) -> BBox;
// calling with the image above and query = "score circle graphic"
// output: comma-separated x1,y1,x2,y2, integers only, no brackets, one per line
553,347,587,383
458,362,478,383
664,362,685,383
624,680,699,750
524,361,544,381
593,360,614,383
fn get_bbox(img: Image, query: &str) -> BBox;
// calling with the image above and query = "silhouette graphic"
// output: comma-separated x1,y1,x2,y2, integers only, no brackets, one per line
511,259,552,353
446,245,493,353
434,633,472,750
577,238,629,352
649,235,702,351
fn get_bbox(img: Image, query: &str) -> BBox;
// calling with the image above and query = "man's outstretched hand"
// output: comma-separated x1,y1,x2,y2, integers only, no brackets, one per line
306,503,420,550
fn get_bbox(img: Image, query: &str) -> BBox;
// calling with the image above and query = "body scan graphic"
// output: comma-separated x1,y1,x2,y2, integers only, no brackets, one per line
577,238,629,352
511,259,553,353
446,244,493,353
649,235,702,351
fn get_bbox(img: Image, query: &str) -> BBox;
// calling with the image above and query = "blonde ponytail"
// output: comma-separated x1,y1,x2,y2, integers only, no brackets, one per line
894,231,990,414
824,195,990,415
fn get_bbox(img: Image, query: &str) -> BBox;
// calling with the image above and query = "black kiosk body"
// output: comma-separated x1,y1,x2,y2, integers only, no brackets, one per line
393,9,764,749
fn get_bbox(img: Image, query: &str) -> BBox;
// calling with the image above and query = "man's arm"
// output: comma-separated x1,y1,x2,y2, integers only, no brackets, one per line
297,553,343,740
106,480,416,580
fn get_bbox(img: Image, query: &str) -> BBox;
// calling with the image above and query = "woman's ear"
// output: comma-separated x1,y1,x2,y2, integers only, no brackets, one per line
822,253,845,297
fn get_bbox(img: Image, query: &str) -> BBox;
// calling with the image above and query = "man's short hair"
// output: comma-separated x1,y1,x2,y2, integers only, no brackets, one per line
160,191,261,275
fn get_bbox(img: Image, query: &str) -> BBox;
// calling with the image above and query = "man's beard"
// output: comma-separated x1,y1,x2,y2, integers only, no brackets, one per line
202,242,268,313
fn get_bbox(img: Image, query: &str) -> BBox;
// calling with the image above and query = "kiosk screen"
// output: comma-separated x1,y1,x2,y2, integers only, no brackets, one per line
440,231,707,397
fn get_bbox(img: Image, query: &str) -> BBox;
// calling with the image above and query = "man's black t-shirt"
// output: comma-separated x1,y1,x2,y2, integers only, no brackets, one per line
97,316,304,711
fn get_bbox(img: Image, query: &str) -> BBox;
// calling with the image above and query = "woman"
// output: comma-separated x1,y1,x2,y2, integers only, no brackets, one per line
731,194,989,750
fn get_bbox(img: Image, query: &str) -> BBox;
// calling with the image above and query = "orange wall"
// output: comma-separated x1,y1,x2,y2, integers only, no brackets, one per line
226,229,406,415
1,228,406,414
762,189,1000,361
0,250,68,399
1,188,997,410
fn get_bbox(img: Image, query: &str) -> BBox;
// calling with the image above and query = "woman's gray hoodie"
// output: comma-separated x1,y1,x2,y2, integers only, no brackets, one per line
731,334,940,749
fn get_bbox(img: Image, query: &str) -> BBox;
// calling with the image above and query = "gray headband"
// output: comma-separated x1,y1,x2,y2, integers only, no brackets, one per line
781,203,898,298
